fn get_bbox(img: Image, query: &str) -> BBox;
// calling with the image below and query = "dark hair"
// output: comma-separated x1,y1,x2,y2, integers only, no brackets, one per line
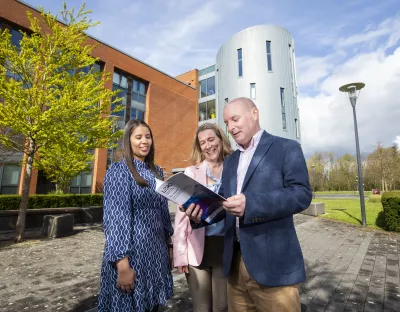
123,119,162,186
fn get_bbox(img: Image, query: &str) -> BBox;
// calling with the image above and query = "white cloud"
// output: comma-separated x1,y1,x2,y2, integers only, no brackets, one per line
107,0,244,75
299,46,400,157
337,14,400,49
394,136,400,148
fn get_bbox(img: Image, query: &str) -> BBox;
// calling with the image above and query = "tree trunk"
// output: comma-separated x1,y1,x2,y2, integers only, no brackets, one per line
14,140,35,243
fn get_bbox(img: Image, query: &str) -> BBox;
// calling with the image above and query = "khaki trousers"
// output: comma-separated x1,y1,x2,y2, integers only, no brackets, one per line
227,248,300,312
186,236,228,312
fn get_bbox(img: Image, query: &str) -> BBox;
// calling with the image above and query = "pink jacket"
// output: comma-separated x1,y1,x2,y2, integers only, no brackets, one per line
173,161,207,267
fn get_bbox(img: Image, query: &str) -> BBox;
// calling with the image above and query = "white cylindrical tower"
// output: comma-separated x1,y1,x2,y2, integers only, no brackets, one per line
216,25,301,144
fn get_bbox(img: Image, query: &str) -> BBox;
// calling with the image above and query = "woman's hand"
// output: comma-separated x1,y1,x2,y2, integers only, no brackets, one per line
169,247,174,271
116,257,136,293
177,265,189,274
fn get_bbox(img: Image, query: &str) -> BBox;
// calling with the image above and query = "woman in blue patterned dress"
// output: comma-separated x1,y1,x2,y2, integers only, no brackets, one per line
98,119,174,312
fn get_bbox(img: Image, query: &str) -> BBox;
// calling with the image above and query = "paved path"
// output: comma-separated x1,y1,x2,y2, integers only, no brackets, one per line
0,214,399,312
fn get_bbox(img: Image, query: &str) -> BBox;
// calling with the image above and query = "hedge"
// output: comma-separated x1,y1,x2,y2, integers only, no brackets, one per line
381,192,400,233
0,194,103,211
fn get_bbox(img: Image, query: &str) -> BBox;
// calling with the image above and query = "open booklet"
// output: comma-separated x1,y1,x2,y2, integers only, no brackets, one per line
155,172,226,225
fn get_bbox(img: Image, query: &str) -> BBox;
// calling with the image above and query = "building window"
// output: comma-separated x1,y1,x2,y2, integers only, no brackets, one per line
292,49,298,96
80,62,104,75
225,98,229,105
131,78,146,120
198,65,215,76
0,164,21,194
70,171,93,194
295,118,300,138
237,48,243,78
112,72,128,126
132,79,146,104
112,70,147,126
11,29,23,52
199,99,216,121
250,83,256,99
289,44,294,95
280,88,287,130
266,41,272,72
199,76,215,98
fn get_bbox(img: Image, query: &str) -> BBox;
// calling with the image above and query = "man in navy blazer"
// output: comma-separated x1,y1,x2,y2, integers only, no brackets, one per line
185,97,312,311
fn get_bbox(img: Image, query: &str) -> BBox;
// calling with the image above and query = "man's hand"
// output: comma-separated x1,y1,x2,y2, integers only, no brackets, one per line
223,194,246,217
177,265,189,274
179,204,202,223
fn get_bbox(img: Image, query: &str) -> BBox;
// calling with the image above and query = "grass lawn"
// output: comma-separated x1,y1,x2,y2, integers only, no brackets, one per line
315,191,372,196
312,198,385,230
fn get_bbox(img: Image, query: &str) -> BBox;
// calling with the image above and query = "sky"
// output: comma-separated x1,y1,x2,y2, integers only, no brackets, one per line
23,0,400,158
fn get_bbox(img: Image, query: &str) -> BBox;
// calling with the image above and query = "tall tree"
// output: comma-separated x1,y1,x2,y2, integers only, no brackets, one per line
0,3,121,242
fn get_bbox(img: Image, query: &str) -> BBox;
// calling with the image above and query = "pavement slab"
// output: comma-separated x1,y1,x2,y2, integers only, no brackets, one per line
0,213,399,312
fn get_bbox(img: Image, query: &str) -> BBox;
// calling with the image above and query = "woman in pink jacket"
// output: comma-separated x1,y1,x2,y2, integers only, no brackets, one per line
173,123,233,312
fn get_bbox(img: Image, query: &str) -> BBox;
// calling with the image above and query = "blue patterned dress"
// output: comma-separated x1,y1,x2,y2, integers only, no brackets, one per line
98,159,174,312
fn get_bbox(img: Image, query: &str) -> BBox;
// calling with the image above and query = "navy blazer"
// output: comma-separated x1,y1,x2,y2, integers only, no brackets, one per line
192,131,312,286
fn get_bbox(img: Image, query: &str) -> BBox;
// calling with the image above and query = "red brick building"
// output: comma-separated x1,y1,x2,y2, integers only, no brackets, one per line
0,0,199,195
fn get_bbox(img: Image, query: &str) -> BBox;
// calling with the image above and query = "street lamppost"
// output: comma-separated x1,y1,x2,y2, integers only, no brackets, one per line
339,82,366,226
311,165,316,199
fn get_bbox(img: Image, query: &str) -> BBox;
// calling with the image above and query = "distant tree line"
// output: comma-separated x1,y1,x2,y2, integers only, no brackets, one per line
307,142,400,192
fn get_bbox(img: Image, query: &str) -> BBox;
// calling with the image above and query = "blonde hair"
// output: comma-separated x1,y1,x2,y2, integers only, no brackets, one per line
188,123,233,165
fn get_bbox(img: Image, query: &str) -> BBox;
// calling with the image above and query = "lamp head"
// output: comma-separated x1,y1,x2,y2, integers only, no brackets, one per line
339,82,365,107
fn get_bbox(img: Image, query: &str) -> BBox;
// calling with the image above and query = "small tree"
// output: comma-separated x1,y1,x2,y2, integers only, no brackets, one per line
0,3,122,242
36,142,94,193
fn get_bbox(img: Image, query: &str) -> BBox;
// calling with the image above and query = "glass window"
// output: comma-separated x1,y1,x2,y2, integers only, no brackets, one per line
121,76,128,89
130,108,137,120
113,72,120,85
295,118,300,138
206,76,215,96
0,165,21,194
2,165,20,185
280,88,287,130
198,65,215,76
198,100,216,121
237,49,243,78
139,82,145,95
132,79,147,109
137,110,144,120
81,172,92,187
266,41,272,71
70,170,92,194
207,100,216,119
199,102,207,121
138,94,146,104
133,80,138,92
111,85,126,119
199,79,207,98
11,29,23,51
250,83,256,99
70,174,80,187
93,63,101,73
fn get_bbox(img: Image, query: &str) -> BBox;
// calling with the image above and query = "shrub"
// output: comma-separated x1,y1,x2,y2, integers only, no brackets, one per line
368,194,382,203
381,192,400,233
0,194,103,211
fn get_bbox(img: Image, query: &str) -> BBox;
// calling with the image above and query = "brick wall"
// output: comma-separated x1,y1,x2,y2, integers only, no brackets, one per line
1,0,198,194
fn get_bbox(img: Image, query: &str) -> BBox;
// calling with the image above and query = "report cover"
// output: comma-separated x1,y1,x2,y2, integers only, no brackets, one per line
155,172,226,224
